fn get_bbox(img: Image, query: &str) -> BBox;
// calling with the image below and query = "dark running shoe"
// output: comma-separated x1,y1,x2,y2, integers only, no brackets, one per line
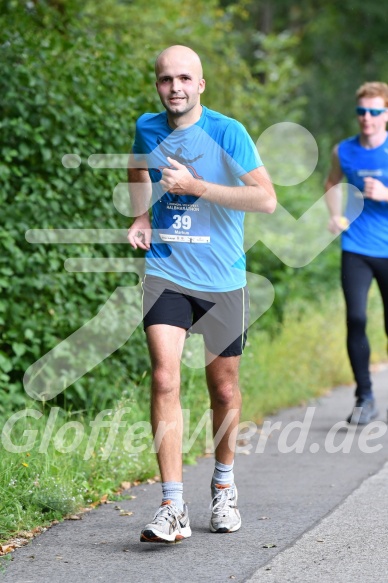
347,398,379,425
140,500,191,543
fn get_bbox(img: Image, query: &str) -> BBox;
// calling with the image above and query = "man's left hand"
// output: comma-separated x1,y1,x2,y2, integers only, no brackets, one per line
160,157,202,196
363,177,388,202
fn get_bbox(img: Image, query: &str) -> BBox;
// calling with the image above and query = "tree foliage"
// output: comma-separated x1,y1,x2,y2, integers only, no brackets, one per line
222,0,388,155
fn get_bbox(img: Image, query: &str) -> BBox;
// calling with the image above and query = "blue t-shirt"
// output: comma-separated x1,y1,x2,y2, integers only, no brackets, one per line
132,106,262,291
339,134,388,257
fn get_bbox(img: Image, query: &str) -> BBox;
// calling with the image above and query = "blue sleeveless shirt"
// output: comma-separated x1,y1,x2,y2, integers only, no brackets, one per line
338,134,388,257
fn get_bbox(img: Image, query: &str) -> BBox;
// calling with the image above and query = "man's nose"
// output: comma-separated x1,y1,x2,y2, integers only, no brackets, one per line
171,78,181,92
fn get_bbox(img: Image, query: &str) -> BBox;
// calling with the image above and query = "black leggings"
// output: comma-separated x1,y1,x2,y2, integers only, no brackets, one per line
341,251,388,399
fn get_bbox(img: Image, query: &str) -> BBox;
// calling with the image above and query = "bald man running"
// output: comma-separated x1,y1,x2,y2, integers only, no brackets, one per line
128,45,276,543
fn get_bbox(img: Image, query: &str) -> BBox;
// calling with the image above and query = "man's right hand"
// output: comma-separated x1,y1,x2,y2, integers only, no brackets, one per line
327,215,349,234
127,214,152,250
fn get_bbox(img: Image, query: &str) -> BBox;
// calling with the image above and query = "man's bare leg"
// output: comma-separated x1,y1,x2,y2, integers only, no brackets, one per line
205,352,242,464
146,324,186,482
140,324,192,543
205,351,242,533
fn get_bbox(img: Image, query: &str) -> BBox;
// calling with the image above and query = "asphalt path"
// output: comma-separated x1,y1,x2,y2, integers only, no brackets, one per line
2,366,388,583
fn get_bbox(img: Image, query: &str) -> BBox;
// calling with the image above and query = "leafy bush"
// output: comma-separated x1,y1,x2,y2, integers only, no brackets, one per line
0,3,156,411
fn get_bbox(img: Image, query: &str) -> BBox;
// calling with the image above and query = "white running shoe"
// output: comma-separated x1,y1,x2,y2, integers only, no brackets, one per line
140,500,191,543
209,483,241,533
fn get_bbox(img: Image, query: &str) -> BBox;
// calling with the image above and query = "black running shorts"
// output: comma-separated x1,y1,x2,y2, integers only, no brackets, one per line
142,275,249,357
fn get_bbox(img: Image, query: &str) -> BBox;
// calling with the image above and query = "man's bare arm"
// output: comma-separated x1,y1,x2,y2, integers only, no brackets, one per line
324,145,346,234
160,158,277,213
127,167,152,250
128,167,152,217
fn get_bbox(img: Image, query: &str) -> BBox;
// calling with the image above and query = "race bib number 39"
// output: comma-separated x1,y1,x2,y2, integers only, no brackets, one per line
159,199,210,243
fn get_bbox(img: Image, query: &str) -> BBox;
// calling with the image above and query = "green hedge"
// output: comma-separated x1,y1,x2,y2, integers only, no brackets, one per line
0,5,158,411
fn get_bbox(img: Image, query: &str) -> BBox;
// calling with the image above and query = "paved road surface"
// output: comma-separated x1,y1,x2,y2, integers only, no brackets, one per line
2,366,388,583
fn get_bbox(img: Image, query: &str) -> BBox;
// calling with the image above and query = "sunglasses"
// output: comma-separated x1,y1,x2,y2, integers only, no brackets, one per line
356,106,387,117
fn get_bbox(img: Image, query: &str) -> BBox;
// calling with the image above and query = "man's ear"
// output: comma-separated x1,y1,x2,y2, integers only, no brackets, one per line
199,78,206,94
